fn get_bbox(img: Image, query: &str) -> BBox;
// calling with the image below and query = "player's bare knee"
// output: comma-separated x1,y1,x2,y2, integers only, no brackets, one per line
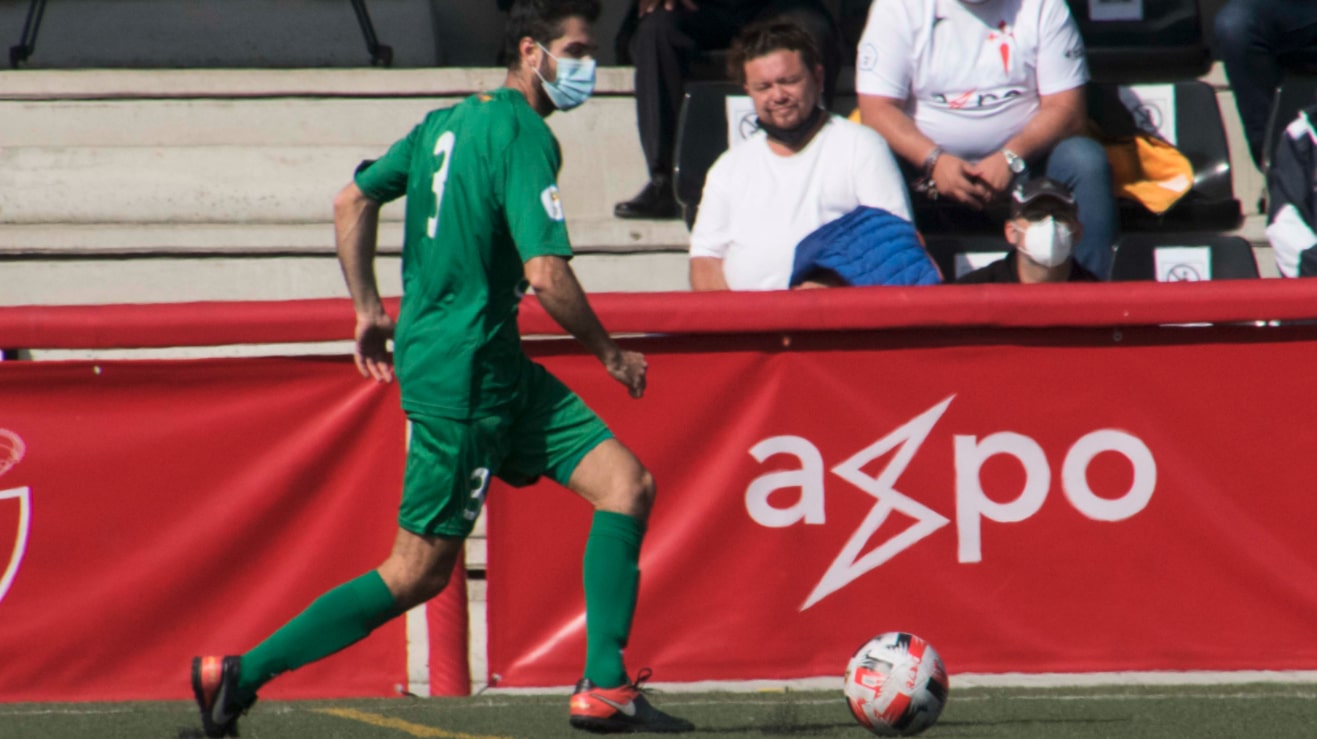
389,567,451,610
414,567,452,604
636,468,656,514
379,548,455,609
617,468,656,521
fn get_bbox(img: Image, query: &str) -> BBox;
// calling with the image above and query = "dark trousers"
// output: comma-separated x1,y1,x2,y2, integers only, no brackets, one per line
1213,0,1317,167
624,0,841,179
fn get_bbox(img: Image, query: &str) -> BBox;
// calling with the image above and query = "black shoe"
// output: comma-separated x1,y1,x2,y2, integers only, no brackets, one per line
614,178,681,220
191,656,256,738
569,669,694,733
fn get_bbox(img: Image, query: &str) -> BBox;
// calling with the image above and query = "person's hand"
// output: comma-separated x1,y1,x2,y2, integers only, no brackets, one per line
604,348,648,398
967,151,1015,198
638,0,698,16
931,154,991,210
353,312,395,383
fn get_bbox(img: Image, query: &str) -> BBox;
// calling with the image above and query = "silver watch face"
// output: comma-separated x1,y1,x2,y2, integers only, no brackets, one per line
1006,151,1026,173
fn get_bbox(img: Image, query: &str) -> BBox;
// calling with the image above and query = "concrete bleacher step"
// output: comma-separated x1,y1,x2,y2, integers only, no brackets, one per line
0,75,665,235
0,219,689,256
0,68,693,304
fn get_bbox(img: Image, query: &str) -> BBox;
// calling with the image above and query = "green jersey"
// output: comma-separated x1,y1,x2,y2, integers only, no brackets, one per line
354,88,573,418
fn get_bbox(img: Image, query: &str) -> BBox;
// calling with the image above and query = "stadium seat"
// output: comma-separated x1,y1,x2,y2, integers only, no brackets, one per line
1260,74,1317,177
673,82,742,229
1088,80,1242,232
8,0,394,67
922,236,1008,281
1064,0,1210,84
1109,233,1259,281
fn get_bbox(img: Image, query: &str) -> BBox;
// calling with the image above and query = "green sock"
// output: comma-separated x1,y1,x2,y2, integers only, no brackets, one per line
582,510,644,689
238,570,400,696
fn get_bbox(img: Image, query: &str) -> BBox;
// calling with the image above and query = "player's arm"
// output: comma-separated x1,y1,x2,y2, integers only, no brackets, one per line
334,181,394,383
525,255,646,399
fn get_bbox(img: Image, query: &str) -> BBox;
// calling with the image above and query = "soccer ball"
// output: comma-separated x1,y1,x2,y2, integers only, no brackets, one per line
843,632,949,736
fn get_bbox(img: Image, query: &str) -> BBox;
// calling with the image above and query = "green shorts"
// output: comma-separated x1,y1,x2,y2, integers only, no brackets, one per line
399,362,613,538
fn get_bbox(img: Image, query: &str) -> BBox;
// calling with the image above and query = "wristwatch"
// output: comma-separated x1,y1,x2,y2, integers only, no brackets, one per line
1002,148,1027,175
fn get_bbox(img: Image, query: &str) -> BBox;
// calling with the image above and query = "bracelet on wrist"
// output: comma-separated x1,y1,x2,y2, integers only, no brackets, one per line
922,146,944,176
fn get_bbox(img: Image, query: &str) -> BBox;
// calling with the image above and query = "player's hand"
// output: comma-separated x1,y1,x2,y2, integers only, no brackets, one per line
638,0,697,17
931,154,991,210
605,349,648,398
966,152,1015,199
353,312,395,383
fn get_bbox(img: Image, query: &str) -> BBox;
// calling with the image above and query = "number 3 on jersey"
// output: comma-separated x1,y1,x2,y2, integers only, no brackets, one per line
426,131,456,238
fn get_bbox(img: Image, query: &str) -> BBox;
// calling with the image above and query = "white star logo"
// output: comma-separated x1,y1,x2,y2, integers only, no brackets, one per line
800,396,954,610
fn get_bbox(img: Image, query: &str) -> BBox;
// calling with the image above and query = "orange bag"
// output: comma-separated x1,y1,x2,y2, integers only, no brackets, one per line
1101,131,1194,215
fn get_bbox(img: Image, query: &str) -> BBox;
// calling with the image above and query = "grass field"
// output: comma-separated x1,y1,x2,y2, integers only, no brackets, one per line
4,683,1316,739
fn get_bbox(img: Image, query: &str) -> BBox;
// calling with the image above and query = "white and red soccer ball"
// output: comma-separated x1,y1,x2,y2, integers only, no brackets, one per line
843,632,949,736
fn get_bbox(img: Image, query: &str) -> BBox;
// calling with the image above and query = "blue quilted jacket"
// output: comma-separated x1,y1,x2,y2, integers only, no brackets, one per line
789,206,943,287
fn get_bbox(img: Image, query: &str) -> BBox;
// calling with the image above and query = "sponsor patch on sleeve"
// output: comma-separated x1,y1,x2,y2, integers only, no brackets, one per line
541,184,565,222
858,43,878,72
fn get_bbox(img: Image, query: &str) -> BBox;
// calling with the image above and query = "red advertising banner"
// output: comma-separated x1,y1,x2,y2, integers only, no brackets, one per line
0,357,469,702
4,282,1317,694
488,323,1317,685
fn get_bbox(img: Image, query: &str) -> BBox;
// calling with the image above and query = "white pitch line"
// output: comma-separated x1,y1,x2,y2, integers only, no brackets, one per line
0,707,138,717
327,688,1317,714
475,671,1317,696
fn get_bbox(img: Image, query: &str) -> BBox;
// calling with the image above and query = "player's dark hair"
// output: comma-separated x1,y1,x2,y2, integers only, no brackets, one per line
727,18,822,85
504,0,601,71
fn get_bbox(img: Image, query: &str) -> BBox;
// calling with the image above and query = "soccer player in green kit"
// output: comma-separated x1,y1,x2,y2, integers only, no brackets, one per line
190,0,693,734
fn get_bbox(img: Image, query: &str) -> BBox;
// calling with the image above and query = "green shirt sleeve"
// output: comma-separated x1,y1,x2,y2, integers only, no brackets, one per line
354,123,419,204
499,120,573,262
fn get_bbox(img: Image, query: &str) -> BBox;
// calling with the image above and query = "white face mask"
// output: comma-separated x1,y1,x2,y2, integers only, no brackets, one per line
1018,216,1074,268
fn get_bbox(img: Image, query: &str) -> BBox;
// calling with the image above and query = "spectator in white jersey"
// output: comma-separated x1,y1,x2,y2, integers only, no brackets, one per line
855,0,1117,280
689,19,912,291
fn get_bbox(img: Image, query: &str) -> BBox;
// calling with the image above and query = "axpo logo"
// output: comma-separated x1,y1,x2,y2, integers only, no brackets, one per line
0,428,30,607
742,396,1156,610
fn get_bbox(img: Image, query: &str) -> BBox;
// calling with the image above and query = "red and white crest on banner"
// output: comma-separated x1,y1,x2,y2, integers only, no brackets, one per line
0,428,31,607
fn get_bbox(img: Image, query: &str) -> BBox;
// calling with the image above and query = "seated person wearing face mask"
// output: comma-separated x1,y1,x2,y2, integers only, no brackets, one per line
690,19,911,291
956,177,1097,283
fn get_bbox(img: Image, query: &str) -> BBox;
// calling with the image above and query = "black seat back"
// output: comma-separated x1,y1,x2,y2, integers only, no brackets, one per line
1065,0,1209,84
1110,233,1259,281
923,236,1010,281
1089,80,1241,231
1261,75,1317,177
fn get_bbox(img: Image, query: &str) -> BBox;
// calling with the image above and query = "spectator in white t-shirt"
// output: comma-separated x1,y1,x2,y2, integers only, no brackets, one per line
856,0,1116,279
690,19,912,291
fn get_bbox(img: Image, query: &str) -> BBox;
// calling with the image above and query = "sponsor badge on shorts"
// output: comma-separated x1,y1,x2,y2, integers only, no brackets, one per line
541,185,565,222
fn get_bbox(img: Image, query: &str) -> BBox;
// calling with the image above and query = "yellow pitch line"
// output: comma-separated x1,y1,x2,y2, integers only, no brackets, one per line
314,707,514,739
